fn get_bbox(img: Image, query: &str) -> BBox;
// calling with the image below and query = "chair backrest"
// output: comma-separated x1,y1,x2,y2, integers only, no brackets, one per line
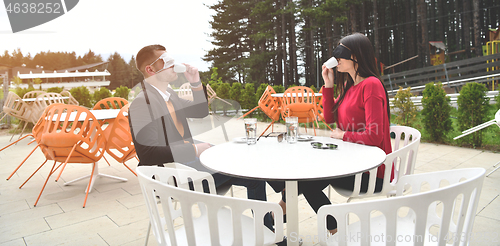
258,85,281,121
2,91,32,122
391,125,422,152
177,83,194,101
93,97,128,110
316,87,325,120
335,126,421,199
60,91,79,105
22,91,46,103
39,103,106,163
136,166,283,246
282,86,317,122
318,168,485,246
206,84,217,105
31,93,66,123
105,104,136,163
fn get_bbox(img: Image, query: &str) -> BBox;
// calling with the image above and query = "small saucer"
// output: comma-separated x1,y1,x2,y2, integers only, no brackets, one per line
233,137,247,143
298,135,314,141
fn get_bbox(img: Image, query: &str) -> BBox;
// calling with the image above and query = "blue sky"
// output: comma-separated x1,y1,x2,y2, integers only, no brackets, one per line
0,0,218,72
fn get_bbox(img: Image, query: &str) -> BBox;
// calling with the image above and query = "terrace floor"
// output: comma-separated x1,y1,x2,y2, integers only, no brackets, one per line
0,117,499,246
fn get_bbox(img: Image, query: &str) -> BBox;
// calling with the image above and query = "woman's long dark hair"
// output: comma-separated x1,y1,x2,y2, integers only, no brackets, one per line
331,33,390,123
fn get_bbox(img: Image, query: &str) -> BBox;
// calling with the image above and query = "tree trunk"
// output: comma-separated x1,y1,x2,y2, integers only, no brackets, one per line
463,0,471,58
429,0,436,41
472,0,482,57
281,0,288,87
373,0,380,61
275,4,283,86
289,3,298,85
360,1,366,34
404,0,416,70
349,3,357,33
454,0,461,56
326,18,334,57
417,0,429,67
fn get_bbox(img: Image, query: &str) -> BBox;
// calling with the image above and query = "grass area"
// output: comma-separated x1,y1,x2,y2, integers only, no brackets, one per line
394,107,500,152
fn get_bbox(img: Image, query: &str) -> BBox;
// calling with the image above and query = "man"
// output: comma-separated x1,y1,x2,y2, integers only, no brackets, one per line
128,44,267,201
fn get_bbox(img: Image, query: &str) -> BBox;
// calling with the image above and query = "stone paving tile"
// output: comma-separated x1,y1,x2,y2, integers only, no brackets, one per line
0,204,62,243
469,215,500,246
44,200,127,229
0,238,26,246
98,218,152,246
23,216,114,245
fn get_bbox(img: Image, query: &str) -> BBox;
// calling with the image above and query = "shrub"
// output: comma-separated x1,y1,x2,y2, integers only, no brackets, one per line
69,86,92,108
272,85,285,93
46,87,64,93
456,82,490,147
310,85,317,93
495,90,500,110
14,87,35,98
240,83,256,111
255,83,268,102
391,87,418,127
215,82,231,115
93,87,112,104
421,82,453,143
113,86,130,100
229,82,242,103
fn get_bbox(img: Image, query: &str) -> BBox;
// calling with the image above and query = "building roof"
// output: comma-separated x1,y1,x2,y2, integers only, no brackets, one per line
429,41,446,51
56,61,109,73
17,69,110,79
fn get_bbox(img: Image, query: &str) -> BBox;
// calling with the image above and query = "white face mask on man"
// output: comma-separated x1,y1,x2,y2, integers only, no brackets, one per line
150,52,186,74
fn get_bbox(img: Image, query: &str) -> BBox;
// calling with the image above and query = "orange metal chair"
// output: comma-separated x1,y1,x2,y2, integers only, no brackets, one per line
281,86,320,136
93,97,128,110
238,85,282,136
93,97,129,165
104,104,138,176
31,104,126,207
0,91,35,141
315,87,334,131
2,105,49,180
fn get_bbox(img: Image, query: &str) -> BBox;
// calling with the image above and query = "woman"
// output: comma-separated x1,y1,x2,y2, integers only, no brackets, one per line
272,32,393,234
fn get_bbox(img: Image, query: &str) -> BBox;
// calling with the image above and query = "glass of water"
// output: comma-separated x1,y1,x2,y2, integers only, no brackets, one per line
244,118,257,145
285,116,298,144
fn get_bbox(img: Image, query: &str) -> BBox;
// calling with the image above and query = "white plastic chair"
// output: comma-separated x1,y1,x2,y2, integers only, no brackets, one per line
177,82,194,101
143,163,234,245
329,126,421,201
318,168,485,246
137,165,283,246
454,109,500,177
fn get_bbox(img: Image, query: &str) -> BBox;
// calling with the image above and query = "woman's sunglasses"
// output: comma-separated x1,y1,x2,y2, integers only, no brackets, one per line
311,142,338,150
258,132,287,142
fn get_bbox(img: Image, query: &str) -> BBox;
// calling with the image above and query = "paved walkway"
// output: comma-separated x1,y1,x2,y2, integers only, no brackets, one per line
0,116,499,245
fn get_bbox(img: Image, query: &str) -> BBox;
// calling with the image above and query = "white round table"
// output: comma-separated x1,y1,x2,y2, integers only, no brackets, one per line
21,96,69,102
49,109,123,121
200,136,386,245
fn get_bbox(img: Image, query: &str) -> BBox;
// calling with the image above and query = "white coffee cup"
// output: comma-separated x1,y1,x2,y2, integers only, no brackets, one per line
324,57,338,68
174,63,186,73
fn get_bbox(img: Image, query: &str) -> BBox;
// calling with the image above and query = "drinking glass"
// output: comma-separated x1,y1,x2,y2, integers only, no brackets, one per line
244,118,257,145
285,116,298,144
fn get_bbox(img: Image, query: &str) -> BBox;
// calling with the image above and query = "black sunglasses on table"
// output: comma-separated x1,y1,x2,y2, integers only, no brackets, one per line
258,132,287,142
311,142,338,150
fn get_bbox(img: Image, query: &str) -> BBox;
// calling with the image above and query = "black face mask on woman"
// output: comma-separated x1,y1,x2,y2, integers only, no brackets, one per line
332,44,355,62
